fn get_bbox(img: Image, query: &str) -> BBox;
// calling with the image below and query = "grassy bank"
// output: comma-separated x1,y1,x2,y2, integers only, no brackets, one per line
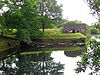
0,29,86,52
21,47,82,55
39,29,86,39
0,38,18,52
0,38,11,51
40,33,86,39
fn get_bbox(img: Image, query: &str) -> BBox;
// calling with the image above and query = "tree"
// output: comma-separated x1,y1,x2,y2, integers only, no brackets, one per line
85,0,100,20
75,0,100,74
94,22,100,30
75,40,100,75
0,0,42,43
0,16,5,36
90,26,99,34
38,0,62,32
0,0,62,42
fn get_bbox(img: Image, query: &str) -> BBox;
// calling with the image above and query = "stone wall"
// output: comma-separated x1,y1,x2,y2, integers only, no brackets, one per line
64,24,86,34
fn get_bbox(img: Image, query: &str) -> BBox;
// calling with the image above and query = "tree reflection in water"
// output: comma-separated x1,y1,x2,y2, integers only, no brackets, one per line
0,52,64,75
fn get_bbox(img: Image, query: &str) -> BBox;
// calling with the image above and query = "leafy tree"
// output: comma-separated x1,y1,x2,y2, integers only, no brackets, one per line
0,0,62,42
0,0,42,43
86,25,91,38
90,27,99,34
85,0,100,20
94,22,100,30
75,40,100,75
38,0,62,32
75,0,100,74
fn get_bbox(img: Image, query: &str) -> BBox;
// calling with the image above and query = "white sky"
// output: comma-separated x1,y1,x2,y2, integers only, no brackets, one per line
56,0,97,25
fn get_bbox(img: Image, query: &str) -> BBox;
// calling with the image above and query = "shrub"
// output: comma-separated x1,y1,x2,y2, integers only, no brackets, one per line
90,28,99,34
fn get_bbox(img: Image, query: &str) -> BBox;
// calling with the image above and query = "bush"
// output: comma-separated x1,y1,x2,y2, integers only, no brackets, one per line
86,25,91,38
58,27,64,33
90,28,99,34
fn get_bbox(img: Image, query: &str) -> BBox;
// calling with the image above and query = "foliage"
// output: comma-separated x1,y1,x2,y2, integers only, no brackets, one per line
86,25,91,38
91,22,100,34
75,39,100,75
75,1,100,74
0,0,43,43
90,27,99,34
0,52,64,75
94,22,100,30
85,0,100,20
38,0,62,31
0,0,62,42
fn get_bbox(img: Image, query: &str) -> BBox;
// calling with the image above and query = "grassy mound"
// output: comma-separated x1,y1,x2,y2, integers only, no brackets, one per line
40,33,86,39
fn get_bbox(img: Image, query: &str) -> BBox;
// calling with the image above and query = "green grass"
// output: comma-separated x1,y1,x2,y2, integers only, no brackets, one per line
21,47,82,55
0,28,86,39
0,38,17,52
40,29,60,34
41,47,82,51
0,39,9,51
3,34,16,38
0,43,9,51
21,51,52,55
40,33,86,39
0,28,86,52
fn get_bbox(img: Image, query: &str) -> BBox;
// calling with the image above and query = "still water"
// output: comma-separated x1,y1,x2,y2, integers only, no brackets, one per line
51,51,92,75
1,35,99,75
0,47,91,75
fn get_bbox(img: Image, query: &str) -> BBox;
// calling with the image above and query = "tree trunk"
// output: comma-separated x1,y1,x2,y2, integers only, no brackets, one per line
42,24,45,33
1,29,3,36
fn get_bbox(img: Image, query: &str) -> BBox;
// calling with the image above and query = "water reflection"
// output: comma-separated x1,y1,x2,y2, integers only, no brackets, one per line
64,47,86,57
0,41,86,75
51,51,92,75
0,52,64,75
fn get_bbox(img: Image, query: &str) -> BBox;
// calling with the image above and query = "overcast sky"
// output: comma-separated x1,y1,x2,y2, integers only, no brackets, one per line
56,0,97,25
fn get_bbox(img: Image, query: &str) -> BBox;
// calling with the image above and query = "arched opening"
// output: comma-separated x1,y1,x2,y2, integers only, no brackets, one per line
69,29,75,33
77,31,79,33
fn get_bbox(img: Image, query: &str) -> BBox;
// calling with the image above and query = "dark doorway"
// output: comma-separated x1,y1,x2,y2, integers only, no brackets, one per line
77,31,79,33
69,29,75,33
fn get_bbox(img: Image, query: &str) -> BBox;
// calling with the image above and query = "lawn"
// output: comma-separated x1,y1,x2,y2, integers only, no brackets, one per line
40,33,86,39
